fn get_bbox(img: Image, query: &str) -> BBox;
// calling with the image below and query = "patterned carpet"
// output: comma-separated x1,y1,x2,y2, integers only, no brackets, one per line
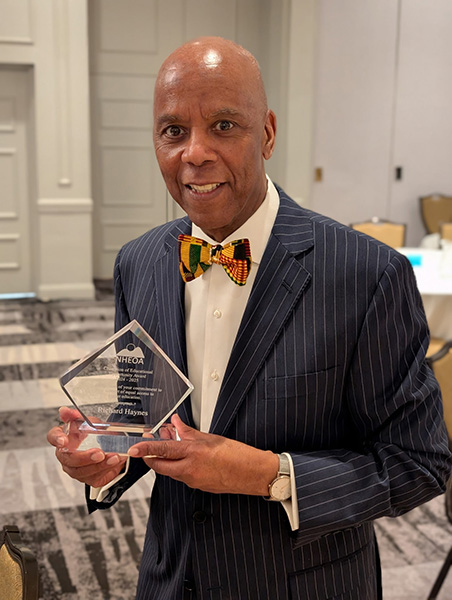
1,290,451,599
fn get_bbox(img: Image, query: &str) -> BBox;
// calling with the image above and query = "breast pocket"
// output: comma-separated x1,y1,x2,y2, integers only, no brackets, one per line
264,365,340,401
262,366,343,447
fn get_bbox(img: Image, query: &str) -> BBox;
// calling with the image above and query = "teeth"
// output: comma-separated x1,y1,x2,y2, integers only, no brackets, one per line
188,183,221,193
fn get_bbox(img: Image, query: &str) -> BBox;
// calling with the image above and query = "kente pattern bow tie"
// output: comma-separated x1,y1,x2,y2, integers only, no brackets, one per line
178,234,252,285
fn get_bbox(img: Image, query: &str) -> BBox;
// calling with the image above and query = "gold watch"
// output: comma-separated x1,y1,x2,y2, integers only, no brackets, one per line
268,453,291,501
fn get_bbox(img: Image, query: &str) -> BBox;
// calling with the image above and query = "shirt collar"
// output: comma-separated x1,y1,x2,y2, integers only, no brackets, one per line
191,175,279,266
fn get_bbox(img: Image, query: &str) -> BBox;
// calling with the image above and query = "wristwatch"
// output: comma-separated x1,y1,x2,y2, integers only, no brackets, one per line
267,453,291,501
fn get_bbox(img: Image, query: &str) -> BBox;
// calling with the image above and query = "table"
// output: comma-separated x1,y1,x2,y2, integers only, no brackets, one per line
397,248,452,340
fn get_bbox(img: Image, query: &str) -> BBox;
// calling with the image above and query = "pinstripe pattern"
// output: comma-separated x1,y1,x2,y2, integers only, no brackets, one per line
88,188,451,599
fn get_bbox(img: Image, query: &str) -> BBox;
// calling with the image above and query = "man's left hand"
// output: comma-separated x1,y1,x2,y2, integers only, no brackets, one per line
128,414,279,496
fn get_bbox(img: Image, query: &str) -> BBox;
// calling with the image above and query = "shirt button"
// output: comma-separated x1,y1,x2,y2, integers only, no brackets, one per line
213,309,222,318
192,511,207,524
210,370,219,381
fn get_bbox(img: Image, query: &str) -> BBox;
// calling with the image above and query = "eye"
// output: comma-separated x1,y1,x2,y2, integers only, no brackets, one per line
163,125,184,137
215,120,234,132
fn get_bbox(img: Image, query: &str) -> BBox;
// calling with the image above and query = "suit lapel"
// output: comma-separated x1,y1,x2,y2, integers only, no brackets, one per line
210,194,314,436
154,218,195,426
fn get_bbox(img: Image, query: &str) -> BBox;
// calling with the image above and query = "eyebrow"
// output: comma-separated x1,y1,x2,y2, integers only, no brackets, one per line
208,108,241,118
155,114,181,129
155,108,242,129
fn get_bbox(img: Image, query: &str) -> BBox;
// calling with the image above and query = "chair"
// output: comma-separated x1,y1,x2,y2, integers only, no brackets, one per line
420,194,452,234
426,340,452,599
350,217,406,248
0,525,39,600
427,340,452,441
427,338,449,360
440,222,452,242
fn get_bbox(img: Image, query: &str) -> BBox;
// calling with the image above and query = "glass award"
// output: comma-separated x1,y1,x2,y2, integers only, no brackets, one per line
59,320,193,454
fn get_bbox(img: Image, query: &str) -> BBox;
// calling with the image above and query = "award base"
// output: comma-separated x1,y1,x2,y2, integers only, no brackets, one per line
63,418,177,455
64,420,146,454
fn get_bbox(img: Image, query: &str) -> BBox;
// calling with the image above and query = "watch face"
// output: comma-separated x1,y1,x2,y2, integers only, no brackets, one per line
270,476,291,501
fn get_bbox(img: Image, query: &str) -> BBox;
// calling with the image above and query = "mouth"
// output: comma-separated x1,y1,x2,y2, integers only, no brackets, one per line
185,183,223,194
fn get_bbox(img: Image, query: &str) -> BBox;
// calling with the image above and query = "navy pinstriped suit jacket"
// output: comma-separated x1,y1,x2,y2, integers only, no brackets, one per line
88,188,451,600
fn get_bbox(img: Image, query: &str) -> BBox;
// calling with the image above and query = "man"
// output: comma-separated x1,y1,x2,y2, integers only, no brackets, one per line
48,37,451,599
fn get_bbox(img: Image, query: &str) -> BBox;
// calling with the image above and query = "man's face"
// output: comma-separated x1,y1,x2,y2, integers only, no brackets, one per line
153,52,276,242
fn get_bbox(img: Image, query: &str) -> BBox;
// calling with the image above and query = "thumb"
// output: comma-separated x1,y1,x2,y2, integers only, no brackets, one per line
171,413,199,440
59,406,82,422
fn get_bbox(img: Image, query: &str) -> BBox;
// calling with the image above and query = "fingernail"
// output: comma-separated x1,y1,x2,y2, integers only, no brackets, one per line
107,455,120,466
91,451,105,462
128,448,139,456
56,437,66,447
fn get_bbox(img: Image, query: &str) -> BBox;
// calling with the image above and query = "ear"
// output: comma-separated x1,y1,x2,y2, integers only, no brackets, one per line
262,109,277,160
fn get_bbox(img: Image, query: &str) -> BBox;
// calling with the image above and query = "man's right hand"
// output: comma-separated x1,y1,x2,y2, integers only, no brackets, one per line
47,406,128,488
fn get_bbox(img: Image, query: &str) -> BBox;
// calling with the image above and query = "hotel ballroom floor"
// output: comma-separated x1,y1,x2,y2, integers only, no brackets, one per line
1,290,451,600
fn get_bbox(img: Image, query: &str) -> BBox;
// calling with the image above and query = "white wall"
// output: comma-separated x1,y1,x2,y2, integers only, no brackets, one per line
0,0,95,300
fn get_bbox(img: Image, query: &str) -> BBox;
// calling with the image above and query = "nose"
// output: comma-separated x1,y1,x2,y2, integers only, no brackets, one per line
181,129,217,166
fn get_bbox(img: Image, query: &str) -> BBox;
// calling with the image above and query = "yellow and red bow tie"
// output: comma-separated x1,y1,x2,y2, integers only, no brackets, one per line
178,234,252,285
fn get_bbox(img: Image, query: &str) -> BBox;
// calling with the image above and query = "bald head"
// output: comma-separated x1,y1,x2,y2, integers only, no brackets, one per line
155,37,268,118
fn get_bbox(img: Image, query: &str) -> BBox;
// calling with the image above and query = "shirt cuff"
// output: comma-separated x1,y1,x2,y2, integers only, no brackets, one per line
89,457,130,503
280,452,299,531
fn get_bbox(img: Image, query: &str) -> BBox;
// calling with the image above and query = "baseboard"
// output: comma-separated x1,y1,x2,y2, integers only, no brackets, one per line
37,282,96,301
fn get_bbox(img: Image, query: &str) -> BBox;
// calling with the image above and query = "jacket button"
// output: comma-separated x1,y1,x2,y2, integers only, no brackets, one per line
193,510,207,523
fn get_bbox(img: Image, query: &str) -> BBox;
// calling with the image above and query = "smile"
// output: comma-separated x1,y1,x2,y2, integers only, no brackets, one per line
186,183,222,193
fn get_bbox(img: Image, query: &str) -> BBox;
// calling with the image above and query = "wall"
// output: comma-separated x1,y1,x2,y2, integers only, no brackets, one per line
0,0,94,299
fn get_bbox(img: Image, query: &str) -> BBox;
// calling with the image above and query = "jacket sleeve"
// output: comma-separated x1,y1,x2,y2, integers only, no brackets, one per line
290,252,451,544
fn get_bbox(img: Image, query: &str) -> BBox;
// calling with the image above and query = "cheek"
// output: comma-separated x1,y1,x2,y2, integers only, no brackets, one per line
156,147,180,177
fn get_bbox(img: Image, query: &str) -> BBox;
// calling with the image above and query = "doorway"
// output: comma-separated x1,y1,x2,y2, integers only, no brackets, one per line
0,66,34,297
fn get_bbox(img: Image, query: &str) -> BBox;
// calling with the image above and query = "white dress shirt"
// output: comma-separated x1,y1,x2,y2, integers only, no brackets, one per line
92,177,299,531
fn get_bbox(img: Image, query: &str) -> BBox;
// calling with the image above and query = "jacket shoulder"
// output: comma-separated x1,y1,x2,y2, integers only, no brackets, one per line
275,186,405,266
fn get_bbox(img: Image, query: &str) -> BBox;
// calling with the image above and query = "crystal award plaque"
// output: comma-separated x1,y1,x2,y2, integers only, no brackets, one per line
59,320,193,454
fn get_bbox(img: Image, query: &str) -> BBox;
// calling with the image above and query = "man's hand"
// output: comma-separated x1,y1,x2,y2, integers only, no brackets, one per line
47,406,128,488
128,413,279,496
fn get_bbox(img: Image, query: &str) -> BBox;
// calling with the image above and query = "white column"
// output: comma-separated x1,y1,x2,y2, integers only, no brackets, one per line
34,0,94,299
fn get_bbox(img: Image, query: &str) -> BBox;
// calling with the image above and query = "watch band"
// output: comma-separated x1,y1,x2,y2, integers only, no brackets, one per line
267,453,291,501
277,453,290,476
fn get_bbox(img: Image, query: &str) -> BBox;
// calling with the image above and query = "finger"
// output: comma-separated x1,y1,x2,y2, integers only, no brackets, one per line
48,407,83,449
47,426,68,448
158,423,177,440
142,455,183,477
127,439,187,459
56,449,127,476
56,447,108,467
61,460,127,487
59,406,82,422
171,413,204,441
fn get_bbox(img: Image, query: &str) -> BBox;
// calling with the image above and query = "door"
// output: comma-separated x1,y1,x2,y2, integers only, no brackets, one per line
389,0,452,245
310,0,399,227
0,67,33,296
